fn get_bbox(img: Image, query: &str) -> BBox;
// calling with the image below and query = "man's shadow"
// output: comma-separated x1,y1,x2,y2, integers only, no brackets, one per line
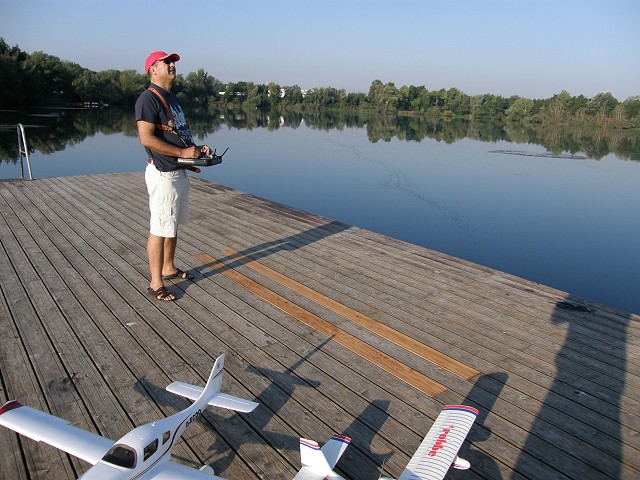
334,399,393,480
447,372,509,480
512,296,631,479
214,218,353,271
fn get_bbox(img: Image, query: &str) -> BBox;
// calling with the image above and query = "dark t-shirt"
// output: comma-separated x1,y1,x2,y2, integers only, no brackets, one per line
134,83,195,172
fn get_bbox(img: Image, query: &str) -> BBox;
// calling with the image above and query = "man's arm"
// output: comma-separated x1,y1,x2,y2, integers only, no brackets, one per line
137,120,204,159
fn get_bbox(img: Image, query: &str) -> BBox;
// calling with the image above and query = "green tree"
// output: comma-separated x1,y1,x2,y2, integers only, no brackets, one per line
266,82,282,109
397,85,411,111
345,91,367,108
506,97,535,122
409,86,429,112
181,69,221,108
283,85,303,104
223,81,248,110
241,82,263,111
587,91,618,119
0,39,28,107
117,69,147,105
444,87,470,117
368,80,398,113
618,96,640,128
567,94,589,115
72,70,97,102
94,69,123,103
543,90,571,123
469,95,484,120
19,51,50,105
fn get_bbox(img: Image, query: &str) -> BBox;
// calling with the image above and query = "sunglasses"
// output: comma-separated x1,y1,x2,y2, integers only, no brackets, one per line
154,58,174,67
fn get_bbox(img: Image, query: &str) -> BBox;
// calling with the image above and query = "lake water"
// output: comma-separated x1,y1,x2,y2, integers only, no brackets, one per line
2,115,639,314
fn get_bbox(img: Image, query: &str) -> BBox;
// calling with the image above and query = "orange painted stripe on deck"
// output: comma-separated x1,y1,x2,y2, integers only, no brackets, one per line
194,253,447,397
223,249,480,381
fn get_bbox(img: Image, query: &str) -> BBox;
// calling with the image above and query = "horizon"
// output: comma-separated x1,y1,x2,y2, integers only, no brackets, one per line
2,0,639,101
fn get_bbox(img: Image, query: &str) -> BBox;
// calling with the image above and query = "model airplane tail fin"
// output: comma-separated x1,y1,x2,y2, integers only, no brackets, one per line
395,405,478,480
166,354,259,413
297,435,351,478
299,438,332,474
321,435,351,468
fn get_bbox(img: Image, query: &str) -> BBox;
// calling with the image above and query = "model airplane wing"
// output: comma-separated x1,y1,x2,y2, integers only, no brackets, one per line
294,435,351,480
396,405,478,480
0,400,114,464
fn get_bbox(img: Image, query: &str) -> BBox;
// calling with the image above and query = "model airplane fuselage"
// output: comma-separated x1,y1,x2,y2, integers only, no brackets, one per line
0,354,258,480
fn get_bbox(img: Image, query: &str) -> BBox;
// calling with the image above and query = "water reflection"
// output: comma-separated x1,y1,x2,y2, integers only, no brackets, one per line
1,108,638,164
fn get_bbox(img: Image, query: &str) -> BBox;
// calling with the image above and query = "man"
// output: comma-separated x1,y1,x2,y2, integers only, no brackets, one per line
135,50,211,301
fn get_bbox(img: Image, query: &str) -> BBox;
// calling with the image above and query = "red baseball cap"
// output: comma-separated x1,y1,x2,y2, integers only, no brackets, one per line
144,51,180,73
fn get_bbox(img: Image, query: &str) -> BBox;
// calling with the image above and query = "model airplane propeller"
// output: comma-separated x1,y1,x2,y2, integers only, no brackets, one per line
0,354,258,479
294,405,478,480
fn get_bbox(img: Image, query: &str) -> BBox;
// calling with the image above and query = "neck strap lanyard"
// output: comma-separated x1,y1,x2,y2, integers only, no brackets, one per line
147,86,176,131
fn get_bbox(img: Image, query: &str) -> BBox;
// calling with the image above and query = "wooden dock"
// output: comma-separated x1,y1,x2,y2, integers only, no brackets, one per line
0,172,638,480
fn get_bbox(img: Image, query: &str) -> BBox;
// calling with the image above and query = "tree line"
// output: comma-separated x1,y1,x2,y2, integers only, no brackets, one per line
1,38,639,129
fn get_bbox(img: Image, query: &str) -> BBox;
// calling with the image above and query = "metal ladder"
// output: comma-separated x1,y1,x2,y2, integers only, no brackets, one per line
17,123,33,180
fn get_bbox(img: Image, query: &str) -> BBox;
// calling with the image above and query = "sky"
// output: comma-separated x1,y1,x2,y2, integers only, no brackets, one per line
1,0,639,100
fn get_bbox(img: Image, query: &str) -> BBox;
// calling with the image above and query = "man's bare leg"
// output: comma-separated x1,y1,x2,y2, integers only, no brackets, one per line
147,233,175,300
162,236,178,277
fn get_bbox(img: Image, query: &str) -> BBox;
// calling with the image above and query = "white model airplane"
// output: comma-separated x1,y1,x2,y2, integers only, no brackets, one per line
295,405,478,480
0,354,258,479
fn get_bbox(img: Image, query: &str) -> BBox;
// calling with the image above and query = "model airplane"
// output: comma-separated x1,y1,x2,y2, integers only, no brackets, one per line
295,405,478,480
0,354,258,479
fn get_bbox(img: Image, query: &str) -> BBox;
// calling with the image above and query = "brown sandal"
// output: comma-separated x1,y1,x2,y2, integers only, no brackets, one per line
162,268,194,280
147,286,175,301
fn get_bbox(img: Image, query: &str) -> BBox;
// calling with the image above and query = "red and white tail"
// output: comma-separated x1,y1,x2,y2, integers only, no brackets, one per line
295,435,351,480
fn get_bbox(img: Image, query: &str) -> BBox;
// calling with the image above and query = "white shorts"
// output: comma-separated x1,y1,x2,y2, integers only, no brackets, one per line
145,164,189,237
